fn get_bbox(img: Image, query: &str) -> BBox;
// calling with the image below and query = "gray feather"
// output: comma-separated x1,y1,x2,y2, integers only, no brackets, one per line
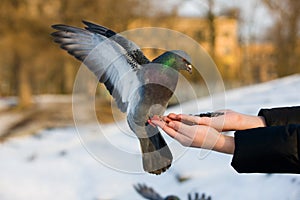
82,21,150,66
51,24,139,112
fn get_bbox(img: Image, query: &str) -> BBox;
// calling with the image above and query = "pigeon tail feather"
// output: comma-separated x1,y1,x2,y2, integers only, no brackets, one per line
139,126,173,175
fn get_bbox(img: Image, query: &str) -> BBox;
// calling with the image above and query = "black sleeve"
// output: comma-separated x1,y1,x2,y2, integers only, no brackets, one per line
231,124,300,174
258,106,300,126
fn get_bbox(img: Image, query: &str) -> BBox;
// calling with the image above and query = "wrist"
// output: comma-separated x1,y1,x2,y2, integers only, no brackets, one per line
240,114,266,130
213,134,235,154
257,116,266,127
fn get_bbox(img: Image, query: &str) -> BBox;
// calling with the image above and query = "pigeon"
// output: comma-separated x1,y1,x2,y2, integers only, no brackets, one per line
134,183,211,200
51,21,193,175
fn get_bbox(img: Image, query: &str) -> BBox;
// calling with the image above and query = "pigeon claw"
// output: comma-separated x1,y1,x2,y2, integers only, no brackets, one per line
149,163,172,175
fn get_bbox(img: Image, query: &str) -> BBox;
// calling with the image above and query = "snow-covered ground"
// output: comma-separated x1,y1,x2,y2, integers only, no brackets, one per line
1,75,300,200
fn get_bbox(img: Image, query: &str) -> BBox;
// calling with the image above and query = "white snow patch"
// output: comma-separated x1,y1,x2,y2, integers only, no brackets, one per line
1,75,300,200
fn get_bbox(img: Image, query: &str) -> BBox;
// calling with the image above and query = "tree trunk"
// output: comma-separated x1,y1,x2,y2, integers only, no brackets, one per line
207,0,216,59
15,52,32,108
63,60,75,94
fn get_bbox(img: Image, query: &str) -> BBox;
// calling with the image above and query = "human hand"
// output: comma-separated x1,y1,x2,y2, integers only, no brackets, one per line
150,115,235,154
165,110,266,132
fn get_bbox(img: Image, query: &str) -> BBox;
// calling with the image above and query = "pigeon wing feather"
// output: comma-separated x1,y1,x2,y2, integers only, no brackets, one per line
82,21,150,67
134,184,164,200
51,24,140,112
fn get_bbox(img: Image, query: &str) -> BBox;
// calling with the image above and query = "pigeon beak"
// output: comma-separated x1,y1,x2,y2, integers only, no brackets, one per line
186,63,193,74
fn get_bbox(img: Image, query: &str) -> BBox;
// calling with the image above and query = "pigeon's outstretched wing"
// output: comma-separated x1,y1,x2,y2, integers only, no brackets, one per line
134,184,164,200
51,23,146,112
82,21,150,67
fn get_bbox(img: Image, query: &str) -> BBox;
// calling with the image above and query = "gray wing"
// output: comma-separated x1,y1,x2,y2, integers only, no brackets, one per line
82,21,150,67
51,24,140,112
134,184,164,200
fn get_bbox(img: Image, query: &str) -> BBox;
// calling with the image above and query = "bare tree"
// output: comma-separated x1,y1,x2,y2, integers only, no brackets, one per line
0,1,33,107
181,0,216,57
263,0,300,76
0,0,147,107
207,0,216,59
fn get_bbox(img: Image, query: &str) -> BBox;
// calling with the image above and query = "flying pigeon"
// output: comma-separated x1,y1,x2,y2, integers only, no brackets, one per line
134,183,211,200
51,21,193,175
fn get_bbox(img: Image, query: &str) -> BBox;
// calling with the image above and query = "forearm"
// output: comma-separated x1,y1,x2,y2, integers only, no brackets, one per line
212,134,235,154
238,114,266,130
189,127,235,154
200,111,266,131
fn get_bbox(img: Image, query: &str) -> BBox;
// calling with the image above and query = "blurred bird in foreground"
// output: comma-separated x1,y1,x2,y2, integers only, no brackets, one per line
134,183,211,200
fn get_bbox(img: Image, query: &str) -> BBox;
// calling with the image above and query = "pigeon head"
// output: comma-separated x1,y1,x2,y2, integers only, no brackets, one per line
153,50,193,74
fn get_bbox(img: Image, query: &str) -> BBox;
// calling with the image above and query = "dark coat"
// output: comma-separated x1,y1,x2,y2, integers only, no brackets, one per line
231,106,300,173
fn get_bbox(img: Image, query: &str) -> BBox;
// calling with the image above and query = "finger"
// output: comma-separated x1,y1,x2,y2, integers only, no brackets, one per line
151,115,174,124
147,119,157,127
166,121,197,146
150,119,165,128
161,123,192,145
161,116,173,123
167,120,196,138
150,115,161,121
177,114,203,125
151,119,180,139
167,113,180,120
153,119,196,147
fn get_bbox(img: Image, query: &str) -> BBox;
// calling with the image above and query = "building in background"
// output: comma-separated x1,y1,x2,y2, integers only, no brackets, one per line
128,15,277,86
242,43,277,83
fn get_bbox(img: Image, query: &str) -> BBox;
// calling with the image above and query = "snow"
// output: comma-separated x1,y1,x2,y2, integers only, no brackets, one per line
0,97,18,111
1,75,300,200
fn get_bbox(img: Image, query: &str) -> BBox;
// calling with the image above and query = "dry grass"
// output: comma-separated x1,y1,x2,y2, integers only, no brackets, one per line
0,97,122,141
